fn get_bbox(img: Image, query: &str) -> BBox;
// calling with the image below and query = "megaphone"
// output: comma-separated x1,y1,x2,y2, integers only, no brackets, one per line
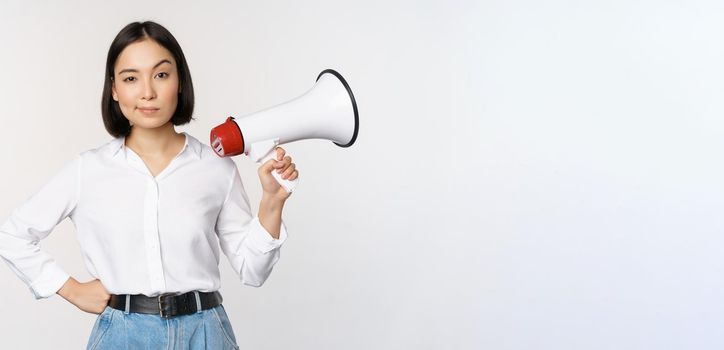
210,69,359,193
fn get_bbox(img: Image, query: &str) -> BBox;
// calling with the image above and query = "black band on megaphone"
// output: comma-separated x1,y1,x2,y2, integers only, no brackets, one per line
317,69,359,148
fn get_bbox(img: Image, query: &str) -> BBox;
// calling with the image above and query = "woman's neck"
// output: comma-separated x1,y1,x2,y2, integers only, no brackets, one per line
124,122,184,157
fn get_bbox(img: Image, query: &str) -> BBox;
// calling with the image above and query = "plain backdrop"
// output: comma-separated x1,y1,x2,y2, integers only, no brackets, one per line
0,0,722,349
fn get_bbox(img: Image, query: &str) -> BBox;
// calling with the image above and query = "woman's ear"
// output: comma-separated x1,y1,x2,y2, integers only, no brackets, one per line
111,80,118,102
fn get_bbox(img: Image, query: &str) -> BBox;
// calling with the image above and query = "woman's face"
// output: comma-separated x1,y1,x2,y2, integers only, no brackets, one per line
112,39,179,130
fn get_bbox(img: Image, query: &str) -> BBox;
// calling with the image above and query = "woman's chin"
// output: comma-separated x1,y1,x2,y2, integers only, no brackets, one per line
130,119,172,130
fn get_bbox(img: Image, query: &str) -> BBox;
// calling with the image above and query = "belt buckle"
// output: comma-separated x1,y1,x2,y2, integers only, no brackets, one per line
158,293,176,319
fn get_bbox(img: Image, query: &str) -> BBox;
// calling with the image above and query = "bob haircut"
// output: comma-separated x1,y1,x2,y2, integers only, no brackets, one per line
101,21,195,138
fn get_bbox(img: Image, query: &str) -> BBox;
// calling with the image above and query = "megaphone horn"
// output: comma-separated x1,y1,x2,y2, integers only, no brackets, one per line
210,69,359,193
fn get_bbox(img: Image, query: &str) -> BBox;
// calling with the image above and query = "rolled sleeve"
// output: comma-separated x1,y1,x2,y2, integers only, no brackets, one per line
246,217,288,254
28,263,71,299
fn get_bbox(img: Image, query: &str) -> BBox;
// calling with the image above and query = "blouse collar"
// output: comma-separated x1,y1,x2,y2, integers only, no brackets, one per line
107,131,202,160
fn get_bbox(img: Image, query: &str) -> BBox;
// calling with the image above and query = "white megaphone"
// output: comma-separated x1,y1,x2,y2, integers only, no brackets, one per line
210,69,359,193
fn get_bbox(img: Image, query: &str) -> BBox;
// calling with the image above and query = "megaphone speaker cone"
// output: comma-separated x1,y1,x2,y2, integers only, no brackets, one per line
317,69,359,148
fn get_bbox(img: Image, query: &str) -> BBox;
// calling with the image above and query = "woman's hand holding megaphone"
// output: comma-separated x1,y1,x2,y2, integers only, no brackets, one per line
258,146,298,201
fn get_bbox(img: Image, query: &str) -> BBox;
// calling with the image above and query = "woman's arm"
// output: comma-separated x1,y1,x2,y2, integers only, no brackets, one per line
258,194,285,239
215,147,298,287
0,156,80,299
257,147,298,239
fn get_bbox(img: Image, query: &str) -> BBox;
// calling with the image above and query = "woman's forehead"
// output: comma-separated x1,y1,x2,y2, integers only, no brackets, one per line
115,39,176,72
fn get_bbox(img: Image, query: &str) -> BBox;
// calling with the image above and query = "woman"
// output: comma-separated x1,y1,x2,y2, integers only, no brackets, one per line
0,21,297,349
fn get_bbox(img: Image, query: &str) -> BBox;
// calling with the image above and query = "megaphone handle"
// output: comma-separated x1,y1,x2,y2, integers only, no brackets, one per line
259,151,298,193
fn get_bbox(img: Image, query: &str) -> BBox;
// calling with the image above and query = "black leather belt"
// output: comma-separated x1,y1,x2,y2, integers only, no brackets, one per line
108,291,223,319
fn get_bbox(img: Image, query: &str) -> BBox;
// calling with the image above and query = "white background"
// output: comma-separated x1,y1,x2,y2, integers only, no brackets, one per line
0,0,722,349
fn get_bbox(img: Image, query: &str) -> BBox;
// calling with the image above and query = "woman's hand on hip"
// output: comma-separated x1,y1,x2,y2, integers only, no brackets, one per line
57,277,111,314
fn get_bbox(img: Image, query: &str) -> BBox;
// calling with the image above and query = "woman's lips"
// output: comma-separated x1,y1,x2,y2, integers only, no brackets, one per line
137,107,160,115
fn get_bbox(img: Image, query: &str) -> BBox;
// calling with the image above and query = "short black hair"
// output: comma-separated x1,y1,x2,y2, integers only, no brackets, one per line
101,21,195,138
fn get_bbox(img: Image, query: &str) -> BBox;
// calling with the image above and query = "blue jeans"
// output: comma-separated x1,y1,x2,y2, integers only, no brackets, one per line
86,304,240,349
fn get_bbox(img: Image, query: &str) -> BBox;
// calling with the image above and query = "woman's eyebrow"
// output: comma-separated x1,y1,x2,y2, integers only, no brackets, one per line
118,59,172,75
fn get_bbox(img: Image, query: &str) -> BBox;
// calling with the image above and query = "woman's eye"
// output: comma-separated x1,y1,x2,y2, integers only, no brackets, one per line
123,76,136,82
156,72,168,78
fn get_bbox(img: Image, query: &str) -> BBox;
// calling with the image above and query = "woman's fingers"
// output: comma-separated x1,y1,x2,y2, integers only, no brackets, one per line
275,155,293,171
275,147,286,161
268,148,298,180
280,163,296,179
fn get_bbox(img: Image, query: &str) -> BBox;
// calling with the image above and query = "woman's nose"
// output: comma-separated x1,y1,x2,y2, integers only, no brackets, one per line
141,78,156,100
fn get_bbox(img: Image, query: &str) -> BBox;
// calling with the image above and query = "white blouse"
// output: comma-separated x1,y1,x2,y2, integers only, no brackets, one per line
0,132,287,299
